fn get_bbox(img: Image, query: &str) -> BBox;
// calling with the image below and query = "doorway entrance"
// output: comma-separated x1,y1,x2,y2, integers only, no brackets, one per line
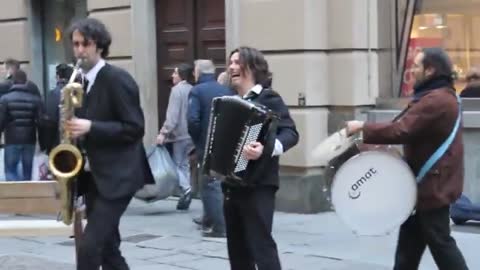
155,0,226,125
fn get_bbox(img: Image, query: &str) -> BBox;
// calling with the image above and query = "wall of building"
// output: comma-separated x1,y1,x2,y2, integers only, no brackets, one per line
37,0,391,213
88,0,133,73
0,0,31,78
226,0,395,212
0,0,397,213
0,0,158,145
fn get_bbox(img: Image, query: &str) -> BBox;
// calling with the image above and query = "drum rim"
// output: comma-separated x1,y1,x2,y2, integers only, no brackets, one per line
329,136,358,159
331,150,417,235
332,150,416,183
312,128,359,166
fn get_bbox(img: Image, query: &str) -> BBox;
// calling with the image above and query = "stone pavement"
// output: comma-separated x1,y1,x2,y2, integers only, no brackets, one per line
0,255,74,270
0,198,479,270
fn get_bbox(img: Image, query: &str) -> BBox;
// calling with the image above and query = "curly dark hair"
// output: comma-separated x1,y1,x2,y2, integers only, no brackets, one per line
229,46,272,87
68,18,112,58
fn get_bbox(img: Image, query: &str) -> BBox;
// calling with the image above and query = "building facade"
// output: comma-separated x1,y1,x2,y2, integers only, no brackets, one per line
1,0,479,212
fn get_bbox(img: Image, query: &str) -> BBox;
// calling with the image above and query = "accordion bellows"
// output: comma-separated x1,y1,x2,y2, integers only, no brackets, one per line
202,96,277,186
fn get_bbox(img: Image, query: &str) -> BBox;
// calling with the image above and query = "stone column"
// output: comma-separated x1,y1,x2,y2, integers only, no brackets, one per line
131,0,158,145
0,1,32,79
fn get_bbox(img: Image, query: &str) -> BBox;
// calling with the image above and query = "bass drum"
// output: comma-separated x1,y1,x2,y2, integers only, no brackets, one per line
330,149,417,236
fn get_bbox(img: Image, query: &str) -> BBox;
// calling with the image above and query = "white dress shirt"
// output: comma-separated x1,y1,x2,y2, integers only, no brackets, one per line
83,59,106,94
81,59,106,171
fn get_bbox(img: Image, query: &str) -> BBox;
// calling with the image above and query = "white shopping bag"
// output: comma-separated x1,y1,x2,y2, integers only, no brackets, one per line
0,147,4,181
134,145,178,202
32,151,49,181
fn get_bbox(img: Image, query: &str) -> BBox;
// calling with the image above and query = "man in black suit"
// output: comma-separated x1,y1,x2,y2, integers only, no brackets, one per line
65,18,154,270
224,47,299,270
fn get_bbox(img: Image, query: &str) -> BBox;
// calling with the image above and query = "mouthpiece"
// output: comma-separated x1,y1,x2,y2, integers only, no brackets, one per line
75,59,83,68
68,59,84,84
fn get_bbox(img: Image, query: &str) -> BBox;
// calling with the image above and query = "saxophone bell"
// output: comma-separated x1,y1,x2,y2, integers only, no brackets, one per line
49,144,84,179
48,61,85,225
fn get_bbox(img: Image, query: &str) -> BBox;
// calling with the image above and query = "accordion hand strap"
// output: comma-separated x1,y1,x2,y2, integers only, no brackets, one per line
247,114,279,183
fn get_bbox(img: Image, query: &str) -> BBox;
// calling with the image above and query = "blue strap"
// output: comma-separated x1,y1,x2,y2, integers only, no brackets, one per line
416,95,462,183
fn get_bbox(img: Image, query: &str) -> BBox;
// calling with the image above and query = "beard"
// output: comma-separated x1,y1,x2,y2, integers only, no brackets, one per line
79,59,95,72
413,72,428,90
413,78,424,90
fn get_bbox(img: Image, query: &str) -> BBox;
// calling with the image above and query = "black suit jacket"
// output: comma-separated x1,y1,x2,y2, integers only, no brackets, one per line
226,88,299,187
78,63,154,199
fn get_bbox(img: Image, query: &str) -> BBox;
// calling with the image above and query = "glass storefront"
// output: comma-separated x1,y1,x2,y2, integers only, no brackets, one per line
401,0,480,96
32,0,87,94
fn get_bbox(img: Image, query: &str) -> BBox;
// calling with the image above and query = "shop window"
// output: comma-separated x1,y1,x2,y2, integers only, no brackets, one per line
401,0,480,96
30,0,87,94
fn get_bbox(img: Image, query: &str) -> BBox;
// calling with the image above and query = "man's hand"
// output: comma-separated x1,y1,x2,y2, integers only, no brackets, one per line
156,133,166,145
346,120,365,136
66,118,92,138
243,142,264,160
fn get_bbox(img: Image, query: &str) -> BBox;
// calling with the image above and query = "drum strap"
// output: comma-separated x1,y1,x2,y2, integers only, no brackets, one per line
416,95,462,183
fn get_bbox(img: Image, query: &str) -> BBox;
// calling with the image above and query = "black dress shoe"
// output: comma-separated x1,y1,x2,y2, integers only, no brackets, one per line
176,188,192,210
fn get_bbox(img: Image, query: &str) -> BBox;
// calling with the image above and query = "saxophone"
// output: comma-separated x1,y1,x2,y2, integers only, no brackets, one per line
48,59,85,225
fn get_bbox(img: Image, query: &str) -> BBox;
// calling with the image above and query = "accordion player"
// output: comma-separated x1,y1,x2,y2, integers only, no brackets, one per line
202,96,279,186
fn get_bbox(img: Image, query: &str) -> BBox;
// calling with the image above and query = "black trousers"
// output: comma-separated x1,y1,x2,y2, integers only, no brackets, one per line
393,206,468,270
77,177,132,270
223,185,281,270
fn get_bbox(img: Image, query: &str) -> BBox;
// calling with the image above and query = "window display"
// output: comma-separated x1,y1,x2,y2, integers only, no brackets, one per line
401,0,480,96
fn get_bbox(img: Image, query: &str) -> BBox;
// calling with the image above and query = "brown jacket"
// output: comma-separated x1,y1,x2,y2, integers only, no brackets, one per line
363,88,463,210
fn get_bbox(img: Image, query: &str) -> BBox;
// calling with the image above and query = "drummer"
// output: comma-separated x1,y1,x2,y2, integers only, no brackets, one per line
346,47,468,270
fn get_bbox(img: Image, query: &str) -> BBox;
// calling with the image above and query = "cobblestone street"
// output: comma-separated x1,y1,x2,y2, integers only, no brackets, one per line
0,198,479,269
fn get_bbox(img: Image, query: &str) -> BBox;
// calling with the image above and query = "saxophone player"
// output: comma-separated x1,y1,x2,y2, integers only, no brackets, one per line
65,18,154,270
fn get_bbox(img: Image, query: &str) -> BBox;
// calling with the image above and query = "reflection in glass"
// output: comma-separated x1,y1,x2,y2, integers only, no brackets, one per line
401,0,480,97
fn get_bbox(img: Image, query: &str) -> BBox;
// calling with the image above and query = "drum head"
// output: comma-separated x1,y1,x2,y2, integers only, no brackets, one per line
331,151,417,236
311,128,356,166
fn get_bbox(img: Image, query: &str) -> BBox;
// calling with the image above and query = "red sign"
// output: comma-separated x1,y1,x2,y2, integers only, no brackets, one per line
401,38,442,96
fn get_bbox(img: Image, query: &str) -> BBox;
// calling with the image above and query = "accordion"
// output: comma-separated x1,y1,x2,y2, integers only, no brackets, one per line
202,96,278,186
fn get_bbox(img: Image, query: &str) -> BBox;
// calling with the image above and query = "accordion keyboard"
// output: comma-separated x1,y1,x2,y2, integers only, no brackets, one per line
234,123,264,173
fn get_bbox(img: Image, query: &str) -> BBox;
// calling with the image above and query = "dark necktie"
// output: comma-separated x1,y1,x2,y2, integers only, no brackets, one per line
74,78,89,118
83,78,89,92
